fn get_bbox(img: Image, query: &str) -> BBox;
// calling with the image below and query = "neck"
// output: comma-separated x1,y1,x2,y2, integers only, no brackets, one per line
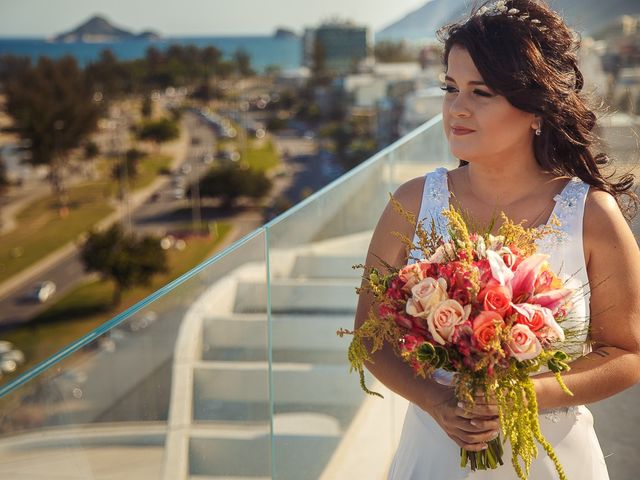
464,156,553,208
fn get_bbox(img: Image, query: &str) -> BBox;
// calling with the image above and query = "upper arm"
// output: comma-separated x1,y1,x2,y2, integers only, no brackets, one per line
585,189,640,354
354,176,425,328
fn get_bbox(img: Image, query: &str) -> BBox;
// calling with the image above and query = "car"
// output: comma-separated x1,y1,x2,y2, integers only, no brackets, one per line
172,187,185,200
31,281,56,303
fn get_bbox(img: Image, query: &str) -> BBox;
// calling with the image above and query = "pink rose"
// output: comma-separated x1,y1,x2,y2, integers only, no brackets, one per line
508,324,542,361
406,277,448,319
427,299,470,345
399,262,425,291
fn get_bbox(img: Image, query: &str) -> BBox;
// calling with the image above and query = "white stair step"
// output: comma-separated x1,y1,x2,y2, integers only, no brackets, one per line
190,434,340,478
202,313,352,351
234,279,358,313
290,254,364,279
193,362,362,405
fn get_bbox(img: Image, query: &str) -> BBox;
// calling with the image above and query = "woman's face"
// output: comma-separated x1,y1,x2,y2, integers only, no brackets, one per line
442,45,538,163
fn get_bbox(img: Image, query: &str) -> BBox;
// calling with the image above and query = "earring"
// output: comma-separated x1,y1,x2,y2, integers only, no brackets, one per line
535,126,542,136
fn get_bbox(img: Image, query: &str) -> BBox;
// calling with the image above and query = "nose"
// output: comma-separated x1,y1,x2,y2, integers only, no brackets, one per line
447,93,472,118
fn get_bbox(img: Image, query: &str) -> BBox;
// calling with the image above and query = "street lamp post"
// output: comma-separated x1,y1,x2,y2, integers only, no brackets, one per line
110,109,131,233
191,153,202,234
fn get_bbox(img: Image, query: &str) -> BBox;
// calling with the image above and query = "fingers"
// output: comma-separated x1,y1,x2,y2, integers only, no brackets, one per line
449,433,497,452
455,427,500,445
458,401,499,418
455,416,500,433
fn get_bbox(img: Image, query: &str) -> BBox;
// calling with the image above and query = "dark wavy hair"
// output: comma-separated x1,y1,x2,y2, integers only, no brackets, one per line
437,0,638,220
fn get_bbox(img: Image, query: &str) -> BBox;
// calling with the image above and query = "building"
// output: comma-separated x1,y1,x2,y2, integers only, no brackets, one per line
303,23,370,75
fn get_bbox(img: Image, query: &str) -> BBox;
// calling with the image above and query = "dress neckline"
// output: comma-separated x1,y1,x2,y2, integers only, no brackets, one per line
436,167,578,231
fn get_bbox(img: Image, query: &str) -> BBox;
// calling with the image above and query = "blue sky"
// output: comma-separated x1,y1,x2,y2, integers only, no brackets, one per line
0,0,430,37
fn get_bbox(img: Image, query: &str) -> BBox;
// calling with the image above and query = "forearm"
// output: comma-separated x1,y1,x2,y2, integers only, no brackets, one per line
363,341,454,414
534,346,640,410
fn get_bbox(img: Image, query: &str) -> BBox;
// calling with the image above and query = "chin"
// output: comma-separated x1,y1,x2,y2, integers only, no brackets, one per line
448,145,480,161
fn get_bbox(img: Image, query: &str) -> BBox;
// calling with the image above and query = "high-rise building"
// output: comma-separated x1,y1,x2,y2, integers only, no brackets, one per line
303,23,370,75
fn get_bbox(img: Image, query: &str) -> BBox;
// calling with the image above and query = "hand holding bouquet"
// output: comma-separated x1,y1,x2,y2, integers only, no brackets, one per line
340,197,581,480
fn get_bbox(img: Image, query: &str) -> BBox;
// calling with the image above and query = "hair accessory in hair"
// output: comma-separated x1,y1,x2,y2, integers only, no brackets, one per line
474,1,549,31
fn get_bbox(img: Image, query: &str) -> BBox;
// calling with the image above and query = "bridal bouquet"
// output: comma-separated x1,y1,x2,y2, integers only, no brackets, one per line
340,196,581,480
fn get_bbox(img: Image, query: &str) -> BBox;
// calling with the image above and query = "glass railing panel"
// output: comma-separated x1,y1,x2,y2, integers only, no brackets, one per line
0,229,271,480
386,114,457,188
264,155,392,480
264,116,450,479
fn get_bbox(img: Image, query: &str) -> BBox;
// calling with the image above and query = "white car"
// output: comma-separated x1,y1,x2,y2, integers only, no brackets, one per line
31,281,56,303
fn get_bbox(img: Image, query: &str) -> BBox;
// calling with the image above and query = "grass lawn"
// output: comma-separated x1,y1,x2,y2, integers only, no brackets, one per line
0,182,114,283
243,138,280,173
0,154,172,284
96,153,172,195
0,221,232,386
217,136,280,173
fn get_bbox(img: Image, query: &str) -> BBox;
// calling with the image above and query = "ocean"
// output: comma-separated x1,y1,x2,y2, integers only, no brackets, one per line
0,36,302,72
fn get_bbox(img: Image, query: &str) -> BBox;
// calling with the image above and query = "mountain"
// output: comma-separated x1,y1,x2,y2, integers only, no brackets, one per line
376,0,640,42
53,15,161,43
274,28,299,39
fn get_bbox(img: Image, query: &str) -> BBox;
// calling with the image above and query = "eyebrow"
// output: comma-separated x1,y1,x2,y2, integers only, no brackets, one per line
444,75,487,86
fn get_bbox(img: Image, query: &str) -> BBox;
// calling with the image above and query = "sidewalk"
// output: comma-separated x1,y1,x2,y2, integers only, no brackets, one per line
0,120,190,301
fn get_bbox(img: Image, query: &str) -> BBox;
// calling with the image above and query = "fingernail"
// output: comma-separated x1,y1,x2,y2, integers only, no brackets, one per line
491,431,499,439
481,444,488,450
470,420,478,427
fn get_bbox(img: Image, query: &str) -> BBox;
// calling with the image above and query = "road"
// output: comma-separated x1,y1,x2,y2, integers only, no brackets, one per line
0,110,343,327
0,112,205,326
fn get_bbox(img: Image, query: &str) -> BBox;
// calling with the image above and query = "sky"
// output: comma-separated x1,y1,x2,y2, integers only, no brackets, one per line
0,0,430,37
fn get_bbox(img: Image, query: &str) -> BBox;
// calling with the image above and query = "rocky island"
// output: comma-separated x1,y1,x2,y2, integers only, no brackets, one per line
53,15,161,43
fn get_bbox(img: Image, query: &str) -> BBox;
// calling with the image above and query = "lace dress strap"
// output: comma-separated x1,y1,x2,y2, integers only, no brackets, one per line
408,167,450,264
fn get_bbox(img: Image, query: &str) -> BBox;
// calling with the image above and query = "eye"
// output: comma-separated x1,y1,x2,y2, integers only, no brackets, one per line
440,85,494,97
473,89,494,98
440,85,458,94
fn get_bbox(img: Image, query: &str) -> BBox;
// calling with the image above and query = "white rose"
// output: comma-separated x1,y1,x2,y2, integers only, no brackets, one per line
427,299,470,345
406,277,448,319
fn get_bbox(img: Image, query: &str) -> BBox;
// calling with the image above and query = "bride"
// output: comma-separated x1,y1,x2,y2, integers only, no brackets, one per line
354,0,640,478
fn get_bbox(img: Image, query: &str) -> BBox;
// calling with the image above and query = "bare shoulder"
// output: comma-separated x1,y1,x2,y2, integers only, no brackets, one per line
583,187,640,351
583,188,635,267
393,175,427,214
365,175,427,270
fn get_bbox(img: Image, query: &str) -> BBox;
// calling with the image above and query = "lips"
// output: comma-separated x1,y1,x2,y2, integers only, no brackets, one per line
451,126,475,135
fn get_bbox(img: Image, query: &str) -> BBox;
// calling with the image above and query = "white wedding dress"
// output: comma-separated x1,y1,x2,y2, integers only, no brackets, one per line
388,167,610,479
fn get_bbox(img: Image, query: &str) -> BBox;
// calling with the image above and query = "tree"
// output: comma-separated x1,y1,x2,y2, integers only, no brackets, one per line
233,49,254,76
0,157,9,194
112,148,143,182
84,141,99,160
137,118,179,149
2,56,101,209
197,164,272,208
141,94,153,118
80,224,168,305
84,49,132,98
374,40,416,63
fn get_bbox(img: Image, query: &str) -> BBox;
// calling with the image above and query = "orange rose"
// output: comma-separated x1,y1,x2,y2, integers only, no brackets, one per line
472,311,504,350
482,285,512,317
512,303,545,331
